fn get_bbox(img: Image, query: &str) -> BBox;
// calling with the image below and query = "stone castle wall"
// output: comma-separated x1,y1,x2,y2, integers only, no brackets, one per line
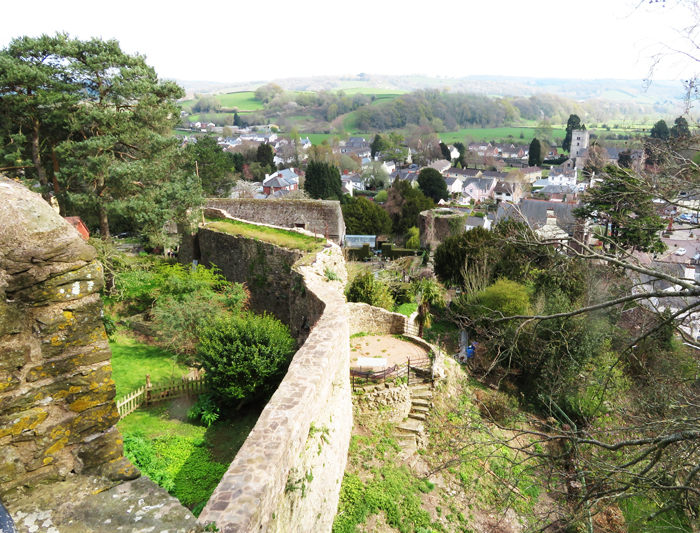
352,384,412,426
197,227,305,329
348,302,416,336
205,198,346,244
419,209,467,249
197,237,352,533
0,178,137,498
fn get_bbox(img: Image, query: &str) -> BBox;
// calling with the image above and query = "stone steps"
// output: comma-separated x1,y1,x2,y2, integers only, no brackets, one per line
397,419,424,435
412,390,433,399
411,405,429,413
408,412,426,421
412,398,430,407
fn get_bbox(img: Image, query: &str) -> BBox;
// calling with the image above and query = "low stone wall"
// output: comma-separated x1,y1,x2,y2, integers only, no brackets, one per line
348,303,408,336
352,384,411,425
205,198,346,244
0,178,138,499
197,238,352,533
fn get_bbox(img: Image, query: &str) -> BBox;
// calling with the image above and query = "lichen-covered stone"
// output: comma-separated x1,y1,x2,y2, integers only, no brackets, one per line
0,177,136,499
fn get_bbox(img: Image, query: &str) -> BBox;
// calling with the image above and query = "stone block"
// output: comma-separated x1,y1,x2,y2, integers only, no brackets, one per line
26,344,111,382
11,261,104,305
0,408,48,440
76,427,123,469
0,342,30,373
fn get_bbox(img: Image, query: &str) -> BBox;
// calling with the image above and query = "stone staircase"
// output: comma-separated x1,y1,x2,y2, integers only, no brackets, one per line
394,381,433,459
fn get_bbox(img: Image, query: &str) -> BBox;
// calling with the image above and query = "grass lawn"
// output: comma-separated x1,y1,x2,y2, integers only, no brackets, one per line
206,218,326,253
110,332,190,398
118,401,262,515
394,302,418,317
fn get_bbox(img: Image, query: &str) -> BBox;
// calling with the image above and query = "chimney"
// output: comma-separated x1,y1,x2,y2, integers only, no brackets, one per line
546,209,557,225
343,169,349,175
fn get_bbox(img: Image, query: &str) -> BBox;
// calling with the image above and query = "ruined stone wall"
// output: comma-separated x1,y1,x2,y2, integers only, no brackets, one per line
352,384,411,426
197,228,304,328
197,242,352,533
205,198,346,244
348,302,409,336
0,178,137,498
418,209,467,249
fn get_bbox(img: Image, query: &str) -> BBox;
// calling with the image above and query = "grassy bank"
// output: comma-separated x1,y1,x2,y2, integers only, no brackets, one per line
206,218,326,253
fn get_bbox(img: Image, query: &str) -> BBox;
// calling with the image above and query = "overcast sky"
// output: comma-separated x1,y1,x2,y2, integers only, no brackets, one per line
0,0,695,86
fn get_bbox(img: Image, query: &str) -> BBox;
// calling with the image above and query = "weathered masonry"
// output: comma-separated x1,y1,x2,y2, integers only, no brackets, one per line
205,198,346,245
196,219,352,533
0,178,138,496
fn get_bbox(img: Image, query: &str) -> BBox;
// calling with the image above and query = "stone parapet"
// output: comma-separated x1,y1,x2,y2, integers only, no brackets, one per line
197,238,352,533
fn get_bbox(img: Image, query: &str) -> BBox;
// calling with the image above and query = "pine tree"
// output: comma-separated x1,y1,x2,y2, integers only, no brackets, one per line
528,138,542,166
304,161,343,200
562,114,583,153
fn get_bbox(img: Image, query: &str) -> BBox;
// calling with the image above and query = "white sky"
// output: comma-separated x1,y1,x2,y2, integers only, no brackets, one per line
0,0,696,85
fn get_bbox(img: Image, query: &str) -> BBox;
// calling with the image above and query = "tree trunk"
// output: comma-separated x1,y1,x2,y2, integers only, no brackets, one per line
30,118,51,203
50,145,65,216
98,203,110,240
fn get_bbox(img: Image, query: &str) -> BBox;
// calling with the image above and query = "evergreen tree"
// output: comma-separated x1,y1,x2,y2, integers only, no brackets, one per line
417,168,449,203
184,136,237,197
670,116,691,138
562,114,583,153
304,161,343,200
0,33,198,242
341,196,392,235
256,143,275,169
650,119,670,140
528,138,542,166
440,142,452,161
233,112,244,127
370,134,384,158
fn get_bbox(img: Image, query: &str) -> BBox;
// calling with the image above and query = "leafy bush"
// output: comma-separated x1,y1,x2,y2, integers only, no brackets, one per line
187,393,220,427
123,431,228,515
454,278,530,320
375,190,388,203
115,262,250,354
345,273,395,311
197,312,296,407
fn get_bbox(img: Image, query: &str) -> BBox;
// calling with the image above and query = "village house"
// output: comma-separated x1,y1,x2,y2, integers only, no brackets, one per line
445,167,482,179
460,177,497,204
262,175,297,195
445,177,464,195
493,181,523,204
537,184,579,202
427,159,452,175
468,142,499,157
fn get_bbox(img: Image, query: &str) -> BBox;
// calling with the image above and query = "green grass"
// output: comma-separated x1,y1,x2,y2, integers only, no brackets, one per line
394,302,418,317
181,91,263,111
207,218,326,253
110,332,189,397
119,402,261,515
618,496,691,533
334,428,440,533
438,126,565,144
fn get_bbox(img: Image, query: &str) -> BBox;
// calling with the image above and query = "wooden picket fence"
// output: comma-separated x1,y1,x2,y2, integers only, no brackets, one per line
116,374,208,419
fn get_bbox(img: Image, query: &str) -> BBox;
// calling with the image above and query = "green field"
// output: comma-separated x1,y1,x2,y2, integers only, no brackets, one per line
438,126,566,144
181,91,263,111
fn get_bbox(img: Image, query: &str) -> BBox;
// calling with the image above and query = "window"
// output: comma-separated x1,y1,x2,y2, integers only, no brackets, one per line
295,223,306,229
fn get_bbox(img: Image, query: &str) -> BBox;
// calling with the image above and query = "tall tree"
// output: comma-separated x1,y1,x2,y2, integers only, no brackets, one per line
670,116,691,138
650,119,670,140
528,137,542,166
304,161,343,200
0,34,197,241
439,142,452,161
562,114,583,153
417,168,449,203
184,136,237,197
256,143,275,170
341,196,392,235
